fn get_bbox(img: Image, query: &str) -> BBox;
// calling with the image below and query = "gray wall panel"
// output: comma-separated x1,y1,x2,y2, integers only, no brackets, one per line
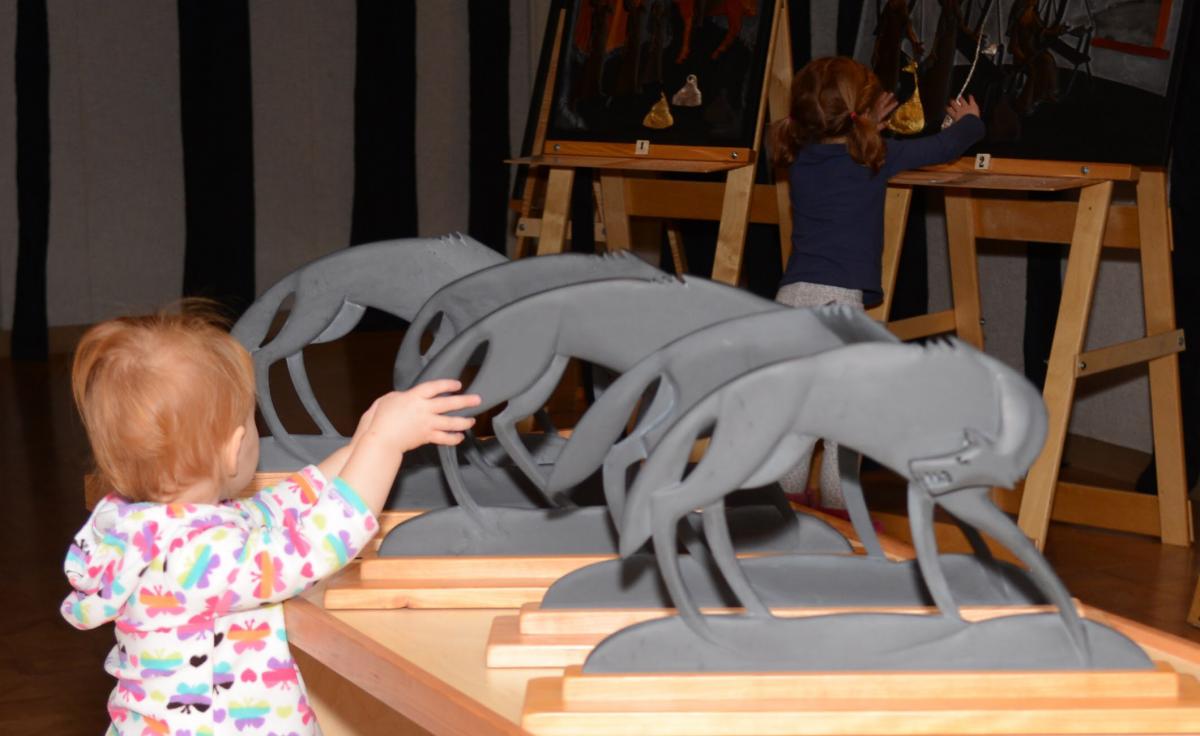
416,0,470,238
250,0,356,293
46,0,185,325
1072,256,1152,452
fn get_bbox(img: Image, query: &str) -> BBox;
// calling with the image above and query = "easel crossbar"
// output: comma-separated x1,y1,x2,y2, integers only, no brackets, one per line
1076,329,1186,377
973,199,1143,249
885,310,957,341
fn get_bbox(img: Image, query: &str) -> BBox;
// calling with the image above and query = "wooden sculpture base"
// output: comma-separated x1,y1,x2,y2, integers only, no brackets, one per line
487,601,1087,669
522,660,1200,735
520,610,1200,734
323,550,617,610
325,507,878,610
322,562,554,610
323,509,614,609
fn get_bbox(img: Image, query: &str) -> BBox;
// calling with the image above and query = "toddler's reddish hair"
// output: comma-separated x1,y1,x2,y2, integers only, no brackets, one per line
71,302,255,502
770,56,887,173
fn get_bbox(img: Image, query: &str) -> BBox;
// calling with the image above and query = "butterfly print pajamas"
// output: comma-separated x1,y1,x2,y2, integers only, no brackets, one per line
64,466,378,735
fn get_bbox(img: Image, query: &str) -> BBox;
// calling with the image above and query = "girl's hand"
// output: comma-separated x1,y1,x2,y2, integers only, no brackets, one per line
871,92,899,131
946,95,981,123
368,380,482,452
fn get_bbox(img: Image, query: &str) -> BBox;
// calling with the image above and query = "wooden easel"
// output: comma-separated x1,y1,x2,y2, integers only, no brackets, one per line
513,0,796,284
875,159,1190,552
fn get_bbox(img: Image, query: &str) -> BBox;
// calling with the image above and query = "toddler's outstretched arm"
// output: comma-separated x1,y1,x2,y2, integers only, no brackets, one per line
336,380,481,517
145,381,480,619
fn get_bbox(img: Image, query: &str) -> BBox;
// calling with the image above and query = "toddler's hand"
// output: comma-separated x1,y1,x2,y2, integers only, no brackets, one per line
366,380,481,453
946,95,981,123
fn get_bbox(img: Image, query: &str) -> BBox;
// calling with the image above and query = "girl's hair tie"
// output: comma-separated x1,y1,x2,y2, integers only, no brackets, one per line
849,111,858,121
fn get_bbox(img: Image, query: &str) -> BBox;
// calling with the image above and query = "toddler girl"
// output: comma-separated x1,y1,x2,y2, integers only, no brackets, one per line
63,304,479,735
770,56,984,508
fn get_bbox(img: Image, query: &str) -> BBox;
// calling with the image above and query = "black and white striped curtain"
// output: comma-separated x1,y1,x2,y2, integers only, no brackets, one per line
5,0,515,358
5,0,1199,486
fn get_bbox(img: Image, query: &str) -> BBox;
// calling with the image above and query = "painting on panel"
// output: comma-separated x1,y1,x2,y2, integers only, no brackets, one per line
546,0,779,149
855,0,1193,165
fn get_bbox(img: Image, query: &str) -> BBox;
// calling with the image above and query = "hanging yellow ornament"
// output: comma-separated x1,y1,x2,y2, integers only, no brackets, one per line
643,93,674,130
886,60,926,135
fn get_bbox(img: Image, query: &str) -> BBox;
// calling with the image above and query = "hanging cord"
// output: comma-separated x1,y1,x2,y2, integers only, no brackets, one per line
941,29,985,129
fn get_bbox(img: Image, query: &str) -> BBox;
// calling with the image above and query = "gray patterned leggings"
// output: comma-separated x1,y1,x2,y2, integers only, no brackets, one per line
774,281,865,509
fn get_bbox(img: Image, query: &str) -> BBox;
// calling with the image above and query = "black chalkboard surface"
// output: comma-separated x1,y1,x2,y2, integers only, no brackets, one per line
858,0,1194,166
546,0,778,150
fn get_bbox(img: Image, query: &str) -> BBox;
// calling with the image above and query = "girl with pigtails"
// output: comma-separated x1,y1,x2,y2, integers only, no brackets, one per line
770,56,983,510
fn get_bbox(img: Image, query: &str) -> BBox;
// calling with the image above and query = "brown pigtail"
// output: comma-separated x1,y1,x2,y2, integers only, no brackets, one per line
769,116,799,168
846,109,886,173
775,56,889,174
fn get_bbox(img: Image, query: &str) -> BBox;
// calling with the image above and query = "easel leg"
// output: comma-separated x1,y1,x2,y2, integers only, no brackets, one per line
516,9,566,258
1018,181,1113,550
1189,575,1200,628
868,185,914,323
1136,170,1191,546
665,222,688,275
537,168,576,256
515,169,542,259
945,190,985,350
711,165,757,286
767,0,793,272
598,173,632,251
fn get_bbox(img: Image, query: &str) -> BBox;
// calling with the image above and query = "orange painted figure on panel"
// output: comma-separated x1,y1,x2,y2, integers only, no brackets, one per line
675,0,759,63
1008,0,1065,113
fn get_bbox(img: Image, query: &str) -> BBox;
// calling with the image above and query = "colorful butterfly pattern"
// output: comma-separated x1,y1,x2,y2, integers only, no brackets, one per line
63,466,377,734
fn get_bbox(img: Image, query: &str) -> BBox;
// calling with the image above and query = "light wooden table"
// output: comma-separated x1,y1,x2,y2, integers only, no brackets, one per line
284,575,545,736
286,569,1200,736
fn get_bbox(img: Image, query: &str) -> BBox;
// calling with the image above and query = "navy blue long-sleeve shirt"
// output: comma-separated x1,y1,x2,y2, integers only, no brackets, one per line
780,115,985,306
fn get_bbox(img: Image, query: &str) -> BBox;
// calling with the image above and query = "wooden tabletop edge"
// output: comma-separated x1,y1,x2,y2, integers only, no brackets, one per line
285,596,527,735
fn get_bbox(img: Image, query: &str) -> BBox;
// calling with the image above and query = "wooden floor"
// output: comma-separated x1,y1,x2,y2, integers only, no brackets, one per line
4,334,1198,735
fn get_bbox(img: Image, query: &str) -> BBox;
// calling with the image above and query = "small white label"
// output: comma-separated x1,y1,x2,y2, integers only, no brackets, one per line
974,153,992,171
635,139,651,155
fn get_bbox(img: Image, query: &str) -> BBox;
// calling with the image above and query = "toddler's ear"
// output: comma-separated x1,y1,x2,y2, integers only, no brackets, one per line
223,424,247,478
